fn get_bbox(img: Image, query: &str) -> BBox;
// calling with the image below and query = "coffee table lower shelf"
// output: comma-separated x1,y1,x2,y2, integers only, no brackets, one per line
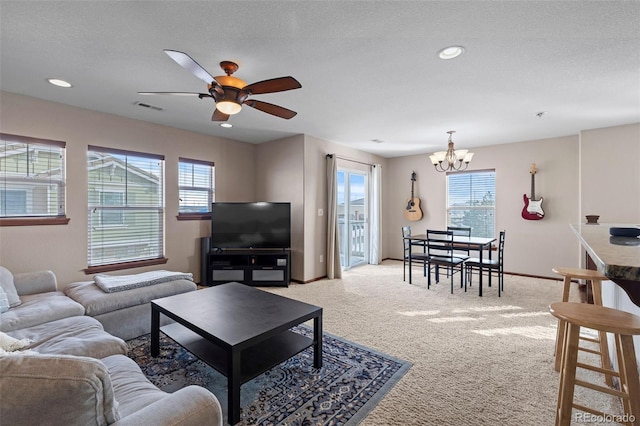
161,322,314,384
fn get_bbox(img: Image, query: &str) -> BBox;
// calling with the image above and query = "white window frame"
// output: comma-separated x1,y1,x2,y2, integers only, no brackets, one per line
86,145,166,273
178,157,215,220
446,169,496,238
0,133,68,226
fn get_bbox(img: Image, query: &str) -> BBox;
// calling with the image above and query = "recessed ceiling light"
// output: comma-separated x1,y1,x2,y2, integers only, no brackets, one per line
220,123,233,128
438,46,465,60
47,78,73,88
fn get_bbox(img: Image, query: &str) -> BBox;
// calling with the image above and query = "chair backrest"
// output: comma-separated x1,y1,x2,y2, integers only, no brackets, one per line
447,226,471,255
402,226,411,252
447,226,471,237
426,229,455,259
497,230,506,264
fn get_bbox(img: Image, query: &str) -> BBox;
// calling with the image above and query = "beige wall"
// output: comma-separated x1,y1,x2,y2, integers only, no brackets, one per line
580,123,640,223
387,135,581,278
1,91,638,287
0,92,254,285
254,135,304,281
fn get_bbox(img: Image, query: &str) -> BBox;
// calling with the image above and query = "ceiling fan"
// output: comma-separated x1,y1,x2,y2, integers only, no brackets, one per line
138,50,301,121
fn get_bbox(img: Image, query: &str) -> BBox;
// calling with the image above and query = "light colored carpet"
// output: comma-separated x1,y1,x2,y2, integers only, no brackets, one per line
264,260,626,426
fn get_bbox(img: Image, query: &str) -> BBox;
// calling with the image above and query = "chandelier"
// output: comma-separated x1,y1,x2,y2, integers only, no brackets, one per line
429,131,474,172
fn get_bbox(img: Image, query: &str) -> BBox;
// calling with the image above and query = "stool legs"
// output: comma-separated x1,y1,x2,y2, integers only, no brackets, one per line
554,276,572,372
591,279,615,387
616,334,640,422
554,277,615,387
556,321,581,426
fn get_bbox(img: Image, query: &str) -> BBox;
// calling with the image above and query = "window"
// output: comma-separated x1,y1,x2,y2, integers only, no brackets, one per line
178,158,215,219
87,146,165,272
0,133,68,226
447,170,496,238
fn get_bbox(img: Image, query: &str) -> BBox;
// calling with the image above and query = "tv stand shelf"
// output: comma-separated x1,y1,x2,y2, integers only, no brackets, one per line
208,249,290,287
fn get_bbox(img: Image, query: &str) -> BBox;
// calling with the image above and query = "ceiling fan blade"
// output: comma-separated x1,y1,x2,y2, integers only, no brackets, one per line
244,99,297,119
164,50,215,85
242,76,301,95
212,109,230,122
138,92,209,97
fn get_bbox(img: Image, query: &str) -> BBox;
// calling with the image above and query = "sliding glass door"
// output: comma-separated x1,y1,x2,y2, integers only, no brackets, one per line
337,169,369,269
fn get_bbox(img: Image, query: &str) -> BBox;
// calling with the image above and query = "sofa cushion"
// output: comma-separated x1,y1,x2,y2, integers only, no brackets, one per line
64,279,197,316
0,353,121,426
0,266,21,307
0,287,9,313
0,291,85,332
101,354,167,418
7,316,127,359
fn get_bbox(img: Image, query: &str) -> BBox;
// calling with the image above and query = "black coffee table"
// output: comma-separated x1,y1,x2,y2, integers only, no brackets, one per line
150,282,323,425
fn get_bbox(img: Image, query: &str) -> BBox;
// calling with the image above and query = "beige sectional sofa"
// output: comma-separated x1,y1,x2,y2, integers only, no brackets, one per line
0,266,223,426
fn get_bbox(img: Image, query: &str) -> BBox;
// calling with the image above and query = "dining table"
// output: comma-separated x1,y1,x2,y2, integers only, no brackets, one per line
405,234,497,296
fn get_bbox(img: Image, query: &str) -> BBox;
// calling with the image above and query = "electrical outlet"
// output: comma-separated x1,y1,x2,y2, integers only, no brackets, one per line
318,208,324,216
320,254,324,263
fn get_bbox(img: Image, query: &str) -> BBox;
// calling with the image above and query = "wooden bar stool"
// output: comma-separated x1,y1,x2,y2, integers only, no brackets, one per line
549,302,640,426
552,267,614,386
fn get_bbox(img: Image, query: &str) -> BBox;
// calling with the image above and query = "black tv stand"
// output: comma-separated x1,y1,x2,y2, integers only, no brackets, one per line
207,248,290,287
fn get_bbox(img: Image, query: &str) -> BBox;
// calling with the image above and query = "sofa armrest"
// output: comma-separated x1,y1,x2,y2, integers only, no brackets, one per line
113,385,223,426
13,270,58,295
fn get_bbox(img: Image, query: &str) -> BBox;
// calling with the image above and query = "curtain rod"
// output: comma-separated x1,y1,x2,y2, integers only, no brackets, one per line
326,154,376,167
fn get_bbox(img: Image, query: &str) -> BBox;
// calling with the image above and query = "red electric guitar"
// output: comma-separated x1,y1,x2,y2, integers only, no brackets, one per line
522,163,544,220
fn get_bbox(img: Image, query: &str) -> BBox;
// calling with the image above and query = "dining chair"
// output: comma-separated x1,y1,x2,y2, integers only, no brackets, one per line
466,230,505,296
426,229,467,293
402,226,429,282
446,225,472,275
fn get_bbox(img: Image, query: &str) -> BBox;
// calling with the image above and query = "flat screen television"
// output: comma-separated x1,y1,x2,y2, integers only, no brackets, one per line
211,202,291,249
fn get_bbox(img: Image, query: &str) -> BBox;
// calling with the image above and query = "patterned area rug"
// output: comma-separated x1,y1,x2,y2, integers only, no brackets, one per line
127,326,411,425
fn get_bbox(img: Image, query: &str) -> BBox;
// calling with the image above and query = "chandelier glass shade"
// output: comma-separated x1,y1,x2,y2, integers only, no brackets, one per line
429,131,474,172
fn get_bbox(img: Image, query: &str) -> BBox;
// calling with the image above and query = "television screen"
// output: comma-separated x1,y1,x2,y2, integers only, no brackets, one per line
211,202,291,249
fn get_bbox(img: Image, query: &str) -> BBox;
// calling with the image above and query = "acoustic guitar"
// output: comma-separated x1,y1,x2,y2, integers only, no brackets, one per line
522,163,544,220
404,171,423,221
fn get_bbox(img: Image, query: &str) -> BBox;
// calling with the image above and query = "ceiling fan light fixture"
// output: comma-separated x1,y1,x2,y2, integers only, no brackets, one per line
216,100,242,115
214,75,247,89
438,45,465,60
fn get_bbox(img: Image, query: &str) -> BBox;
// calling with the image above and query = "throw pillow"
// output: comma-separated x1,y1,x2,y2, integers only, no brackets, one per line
0,331,32,352
0,287,9,313
0,266,21,307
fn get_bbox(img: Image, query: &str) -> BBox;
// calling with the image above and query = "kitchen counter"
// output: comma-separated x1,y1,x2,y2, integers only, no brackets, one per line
571,223,640,306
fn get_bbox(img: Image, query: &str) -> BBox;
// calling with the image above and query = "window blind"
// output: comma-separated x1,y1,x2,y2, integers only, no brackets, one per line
0,133,66,218
178,158,215,215
87,146,165,267
446,170,496,238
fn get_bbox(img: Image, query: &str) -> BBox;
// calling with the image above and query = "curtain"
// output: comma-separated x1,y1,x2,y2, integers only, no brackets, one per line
326,155,342,279
369,164,382,264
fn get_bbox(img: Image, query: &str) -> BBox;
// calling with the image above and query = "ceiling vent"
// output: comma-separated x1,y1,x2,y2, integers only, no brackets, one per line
134,101,163,111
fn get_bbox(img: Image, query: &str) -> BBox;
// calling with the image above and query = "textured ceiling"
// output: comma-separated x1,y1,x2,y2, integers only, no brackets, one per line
1,1,639,157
